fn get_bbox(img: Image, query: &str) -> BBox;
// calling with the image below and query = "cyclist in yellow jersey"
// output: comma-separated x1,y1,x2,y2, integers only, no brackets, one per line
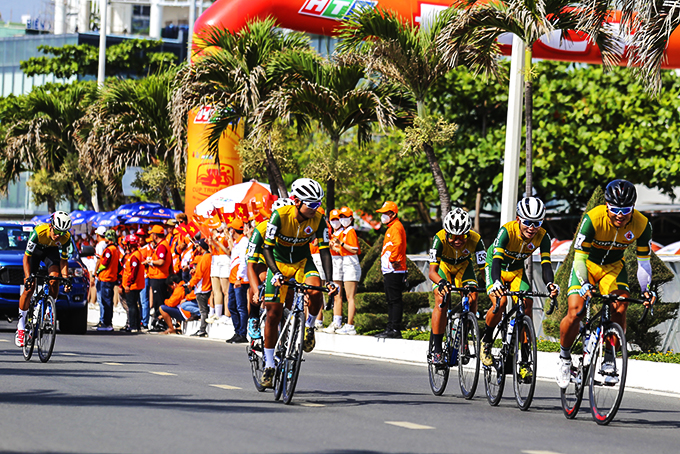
556,180,656,388
260,178,338,388
428,208,486,364
480,197,559,366
16,211,73,347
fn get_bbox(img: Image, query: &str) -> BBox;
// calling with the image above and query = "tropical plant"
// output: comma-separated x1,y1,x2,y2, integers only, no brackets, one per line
78,70,185,210
338,7,498,217
171,17,310,197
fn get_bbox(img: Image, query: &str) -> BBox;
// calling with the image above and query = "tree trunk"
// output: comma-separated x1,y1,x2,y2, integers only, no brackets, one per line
326,138,340,210
266,161,279,198
475,187,482,232
417,100,451,216
47,197,56,213
170,187,184,211
416,200,431,224
75,174,93,210
91,182,100,212
265,134,288,198
525,47,534,289
94,181,104,212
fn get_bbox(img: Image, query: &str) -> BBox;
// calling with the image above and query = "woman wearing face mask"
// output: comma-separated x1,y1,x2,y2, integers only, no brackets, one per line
331,206,361,335
324,209,346,333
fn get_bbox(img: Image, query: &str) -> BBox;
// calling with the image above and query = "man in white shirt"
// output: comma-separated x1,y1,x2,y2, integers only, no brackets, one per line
94,226,107,328
226,218,250,343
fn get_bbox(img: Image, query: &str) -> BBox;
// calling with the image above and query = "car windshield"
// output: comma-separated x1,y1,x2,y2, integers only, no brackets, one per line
0,225,32,251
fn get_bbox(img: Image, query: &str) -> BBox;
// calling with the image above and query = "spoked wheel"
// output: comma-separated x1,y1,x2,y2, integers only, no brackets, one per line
23,302,37,361
282,312,305,405
273,317,290,401
38,297,57,363
248,339,266,392
512,315,537,410
484,327,505,406
589,323,627,425
458,312,480,399
560,334,588,419
427,327,451,396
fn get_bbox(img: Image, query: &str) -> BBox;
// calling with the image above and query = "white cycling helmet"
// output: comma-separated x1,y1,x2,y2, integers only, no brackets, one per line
291,178,324,203
272,197,295,211
51,211,72,232
443,207,471,236
516,197,546,221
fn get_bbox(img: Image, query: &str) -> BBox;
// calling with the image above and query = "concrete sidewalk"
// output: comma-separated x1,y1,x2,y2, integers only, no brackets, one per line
89,307,680,396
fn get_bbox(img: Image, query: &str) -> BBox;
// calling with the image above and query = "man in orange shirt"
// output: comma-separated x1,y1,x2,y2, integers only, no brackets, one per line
187,239,212,337
121,234,145,333
159,274,193,335
96,229,120,332
376,201,407,339
137,228,152,330
145,224,172,331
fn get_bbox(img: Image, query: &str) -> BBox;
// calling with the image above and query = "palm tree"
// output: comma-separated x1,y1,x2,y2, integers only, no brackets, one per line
2,83,97,211
438,0,620,199
338,7,496,216
171,17,310,197
259,49,405,209
78,70,185,210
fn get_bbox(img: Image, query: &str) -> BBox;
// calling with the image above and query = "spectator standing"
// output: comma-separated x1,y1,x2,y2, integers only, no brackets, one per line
324,209,345,332
226,218,249,343
333,206,361,335
94,226,107,328
145,225,172,331
375,201,407,339
137,228,152,329
121,234,145,333
188,239,212,337
96,229,120,331
208,223,231,323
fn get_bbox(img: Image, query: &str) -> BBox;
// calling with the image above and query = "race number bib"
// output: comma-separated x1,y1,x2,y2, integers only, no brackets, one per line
323,227,329,243
428,248,438,263
574,233,586,251
265,223,278,241
26,241,36,253
475,250,487,266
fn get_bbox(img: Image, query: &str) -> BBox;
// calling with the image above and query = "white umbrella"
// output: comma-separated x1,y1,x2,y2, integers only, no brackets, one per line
194,180,271,217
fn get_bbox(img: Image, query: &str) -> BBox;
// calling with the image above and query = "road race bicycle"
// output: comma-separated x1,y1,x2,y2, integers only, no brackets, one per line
427,285,485,399
484,288,556,410
247,285,267,392
23,273,70,362
272,279,329,405
560,290,651,425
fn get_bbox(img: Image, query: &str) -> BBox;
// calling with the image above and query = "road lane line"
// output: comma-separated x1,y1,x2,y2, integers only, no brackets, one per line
149,372,177,376
300,402,325,407
209,384,242,390
523,451,564,454
0,339,9,342
61,352,77,356
385,421,435,430
102,362,124,366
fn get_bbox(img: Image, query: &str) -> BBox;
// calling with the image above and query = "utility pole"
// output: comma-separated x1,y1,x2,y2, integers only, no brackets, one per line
97,0,107,87
187,0,196,62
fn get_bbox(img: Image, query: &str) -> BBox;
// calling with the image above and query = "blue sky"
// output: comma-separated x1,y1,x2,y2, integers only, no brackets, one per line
0,0,44,24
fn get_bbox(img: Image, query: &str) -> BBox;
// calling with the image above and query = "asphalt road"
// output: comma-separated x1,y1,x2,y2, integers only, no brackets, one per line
1,321,679,454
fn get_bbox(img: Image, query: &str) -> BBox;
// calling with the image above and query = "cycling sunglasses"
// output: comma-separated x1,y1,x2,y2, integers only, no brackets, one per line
52,226,67,235
446,233,468,241
520,219,543,228
304,201,322,210
607,204,633,216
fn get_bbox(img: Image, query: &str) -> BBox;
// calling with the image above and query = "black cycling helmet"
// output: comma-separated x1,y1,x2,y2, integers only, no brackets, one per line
604,179,637,207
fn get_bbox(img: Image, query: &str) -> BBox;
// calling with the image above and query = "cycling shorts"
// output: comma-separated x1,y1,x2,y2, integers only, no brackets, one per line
29,247,61,271
433,260,477,290
567,259,629,296
264,258,320,303
485,265,530,293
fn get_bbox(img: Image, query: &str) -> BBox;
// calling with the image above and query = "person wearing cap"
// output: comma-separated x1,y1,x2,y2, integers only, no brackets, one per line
226,217,250,343
137,228,152,330
329,206,362,335
323,208,347,333
94,225,108,328
207,218,231,324
96,229,120,331
376,201,407,338
145,224,172,331
121,234,145,333
187,239,212,337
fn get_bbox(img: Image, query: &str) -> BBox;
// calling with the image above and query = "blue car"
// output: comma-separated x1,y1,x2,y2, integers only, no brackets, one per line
0,222,93,334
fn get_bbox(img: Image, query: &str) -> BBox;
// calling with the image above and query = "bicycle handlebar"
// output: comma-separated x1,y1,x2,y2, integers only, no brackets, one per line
579,291,652,323
26,274,71,285
281,279,330,293
437,283,485,308
491,288,556,315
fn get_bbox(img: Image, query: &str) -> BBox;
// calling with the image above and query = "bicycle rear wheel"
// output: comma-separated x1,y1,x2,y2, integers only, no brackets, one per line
23,301,37,361
282,312,305,405
38,296,57,363
560,332,588,419
512,315,537,411
484,325,505,406
458,312,480,399
427,318,452,396
589,322,627,425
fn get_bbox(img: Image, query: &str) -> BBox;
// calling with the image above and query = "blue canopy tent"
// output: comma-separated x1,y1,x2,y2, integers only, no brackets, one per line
30,214,51,223
115,202,162,219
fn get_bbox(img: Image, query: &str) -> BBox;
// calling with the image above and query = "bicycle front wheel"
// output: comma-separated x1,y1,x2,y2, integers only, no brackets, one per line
247,312,267,392
458,312,480,400
427,317,452,396
38,296,57,363
273,316,290,401
512,315,537,411
560,332,587,419
484,325,505,406
282,312,305,405
589,322,627,425
23,302,37,361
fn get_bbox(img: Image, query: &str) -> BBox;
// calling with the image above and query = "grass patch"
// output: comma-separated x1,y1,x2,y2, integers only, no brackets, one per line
629,350,680,364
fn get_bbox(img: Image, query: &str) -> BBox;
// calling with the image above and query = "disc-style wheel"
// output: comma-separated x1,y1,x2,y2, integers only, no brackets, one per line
513,316,537,411
38,297,57,363
589,323,627,425
282,313,305,405
484,327,505,406
458,312,480,399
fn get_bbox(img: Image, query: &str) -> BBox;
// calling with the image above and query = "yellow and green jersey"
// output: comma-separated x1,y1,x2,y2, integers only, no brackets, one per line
25,223,71,260
429,229,486,267
246,220,268,265
263,205,329,264
487,220,551,271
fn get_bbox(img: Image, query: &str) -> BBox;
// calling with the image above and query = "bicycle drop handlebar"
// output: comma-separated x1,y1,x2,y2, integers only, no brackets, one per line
491,288,557,316
26,274,71,286
437,283,486,309
578,290,652,323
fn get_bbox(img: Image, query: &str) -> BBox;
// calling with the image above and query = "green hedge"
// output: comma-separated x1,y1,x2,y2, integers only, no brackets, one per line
355,291,430,314
362,256,426,292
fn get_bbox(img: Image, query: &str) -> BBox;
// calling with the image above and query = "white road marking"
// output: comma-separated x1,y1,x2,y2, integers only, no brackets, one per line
385,421,435,430
0,339,9,342
102,362,124,366
300,402,325,407
523,451,564,454
61,352,77,356
209,384,242,390
149,372,177,376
